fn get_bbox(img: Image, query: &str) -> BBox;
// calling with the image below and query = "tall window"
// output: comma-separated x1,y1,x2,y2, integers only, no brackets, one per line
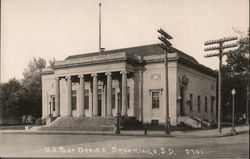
85,90,89,109
189,94,193,111
98,89,102,99
118,92,121,111
98,89,102,110
72,90,77,110
127,87,130,109
152,92,160,109
205,97,208,112
51,95,55,111
198,95,201,112
112,88,115,109
211,96,215,112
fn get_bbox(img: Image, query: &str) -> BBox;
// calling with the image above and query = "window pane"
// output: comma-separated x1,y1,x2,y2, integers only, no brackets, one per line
151,120,159,126
189,94,193,110
98,89,102,94
52,96,55,111
127,87,130,109
152,92,160,108
85,90,89,109
211,96,214,112
72,90,77,110
85,89,89,95
198,96,200,112
205,97,207,112
84,96,89,109
112,88,115,109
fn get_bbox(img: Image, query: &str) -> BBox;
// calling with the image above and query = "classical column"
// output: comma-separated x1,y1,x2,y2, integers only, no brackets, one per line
92,73,98,116
121,71,128,116
106,72,112,116
55,77,60,117
66,76,72,117
78,74,85,117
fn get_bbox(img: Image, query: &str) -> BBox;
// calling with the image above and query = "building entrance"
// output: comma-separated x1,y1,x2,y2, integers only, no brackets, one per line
98,89,102,116
180,86,185,116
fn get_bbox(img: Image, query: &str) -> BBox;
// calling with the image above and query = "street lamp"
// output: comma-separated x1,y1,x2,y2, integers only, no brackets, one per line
231,89,237,135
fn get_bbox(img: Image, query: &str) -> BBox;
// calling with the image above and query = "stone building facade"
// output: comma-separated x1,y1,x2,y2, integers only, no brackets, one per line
41,44,217,125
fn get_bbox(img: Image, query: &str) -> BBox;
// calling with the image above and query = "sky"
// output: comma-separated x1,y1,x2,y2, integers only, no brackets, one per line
1,0,249,82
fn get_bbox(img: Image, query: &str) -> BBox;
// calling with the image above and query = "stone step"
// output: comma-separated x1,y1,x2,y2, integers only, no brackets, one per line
38,117,116,131
178,116,212,128
178,116,201,128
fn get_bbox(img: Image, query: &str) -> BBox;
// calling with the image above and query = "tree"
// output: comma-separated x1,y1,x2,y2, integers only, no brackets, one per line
221,28,249,122
21,57,46,118
48,57,56,67
0,78,26,120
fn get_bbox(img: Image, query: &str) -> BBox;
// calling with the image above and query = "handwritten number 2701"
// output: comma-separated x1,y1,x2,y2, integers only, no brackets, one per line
185,149,204,155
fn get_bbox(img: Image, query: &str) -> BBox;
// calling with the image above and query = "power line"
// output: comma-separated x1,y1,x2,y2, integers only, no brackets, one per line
204,36,238,134
157,28,173,134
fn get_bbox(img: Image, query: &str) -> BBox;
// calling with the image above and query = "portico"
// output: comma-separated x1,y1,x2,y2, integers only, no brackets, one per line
53,70,130,118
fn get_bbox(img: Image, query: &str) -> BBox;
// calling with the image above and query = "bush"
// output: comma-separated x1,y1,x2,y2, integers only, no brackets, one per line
177,121,193,128
210,121,217,128
120,117,142,130
35,118,46,125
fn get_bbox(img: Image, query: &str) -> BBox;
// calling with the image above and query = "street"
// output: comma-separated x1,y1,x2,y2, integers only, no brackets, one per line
0,130,248,158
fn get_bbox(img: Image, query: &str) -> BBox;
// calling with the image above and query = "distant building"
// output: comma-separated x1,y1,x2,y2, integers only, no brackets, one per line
41,44,217,126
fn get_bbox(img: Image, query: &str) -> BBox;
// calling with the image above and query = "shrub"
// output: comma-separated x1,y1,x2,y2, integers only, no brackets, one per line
120,117,142,130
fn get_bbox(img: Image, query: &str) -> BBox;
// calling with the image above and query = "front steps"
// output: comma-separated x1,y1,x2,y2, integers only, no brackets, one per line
178,116,211,128
37,117,116,131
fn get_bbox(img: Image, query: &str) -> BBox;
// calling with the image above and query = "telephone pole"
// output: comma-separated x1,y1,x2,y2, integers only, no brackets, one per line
247,51,249,124
157,28,173,134
204,37,238,134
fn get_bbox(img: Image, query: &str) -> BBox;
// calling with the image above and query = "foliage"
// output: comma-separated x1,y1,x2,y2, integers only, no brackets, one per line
21,57,46,117
120,117,142,130
0,79,26,118
48,57,56,67
221,28,249,121
0,57,50,122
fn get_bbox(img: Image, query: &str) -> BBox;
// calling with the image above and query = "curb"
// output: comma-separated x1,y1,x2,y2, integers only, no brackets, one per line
1,129,245,138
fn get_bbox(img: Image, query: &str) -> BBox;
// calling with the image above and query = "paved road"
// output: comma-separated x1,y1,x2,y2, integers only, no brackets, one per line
0,131,248,158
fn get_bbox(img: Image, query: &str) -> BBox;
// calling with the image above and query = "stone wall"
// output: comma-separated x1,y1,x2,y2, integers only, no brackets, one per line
177,63,217,123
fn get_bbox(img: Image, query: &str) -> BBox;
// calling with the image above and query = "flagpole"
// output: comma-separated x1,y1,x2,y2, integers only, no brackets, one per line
99,3,102,52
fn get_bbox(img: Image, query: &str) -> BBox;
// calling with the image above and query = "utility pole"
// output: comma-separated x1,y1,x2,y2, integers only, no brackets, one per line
157,28,173,135
246,38,249,125
204,37,238,134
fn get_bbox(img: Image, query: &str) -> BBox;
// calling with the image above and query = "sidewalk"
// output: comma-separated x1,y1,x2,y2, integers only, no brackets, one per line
0,125,248,138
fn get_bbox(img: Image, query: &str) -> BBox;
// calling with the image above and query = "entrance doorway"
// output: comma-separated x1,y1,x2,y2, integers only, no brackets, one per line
98,89,102,116
180,86,185,116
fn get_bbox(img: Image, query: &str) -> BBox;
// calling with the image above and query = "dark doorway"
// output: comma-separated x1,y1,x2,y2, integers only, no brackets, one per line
180,86,185,116
98,89,102,116
118,92,121,113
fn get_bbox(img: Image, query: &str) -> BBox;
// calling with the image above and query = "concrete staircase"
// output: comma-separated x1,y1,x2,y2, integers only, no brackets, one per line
178,116,211,128
178,116,201,128
192,116,211,128
37,117,116,131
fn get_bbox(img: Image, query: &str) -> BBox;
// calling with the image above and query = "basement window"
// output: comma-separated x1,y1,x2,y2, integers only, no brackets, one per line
151,120,159,126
